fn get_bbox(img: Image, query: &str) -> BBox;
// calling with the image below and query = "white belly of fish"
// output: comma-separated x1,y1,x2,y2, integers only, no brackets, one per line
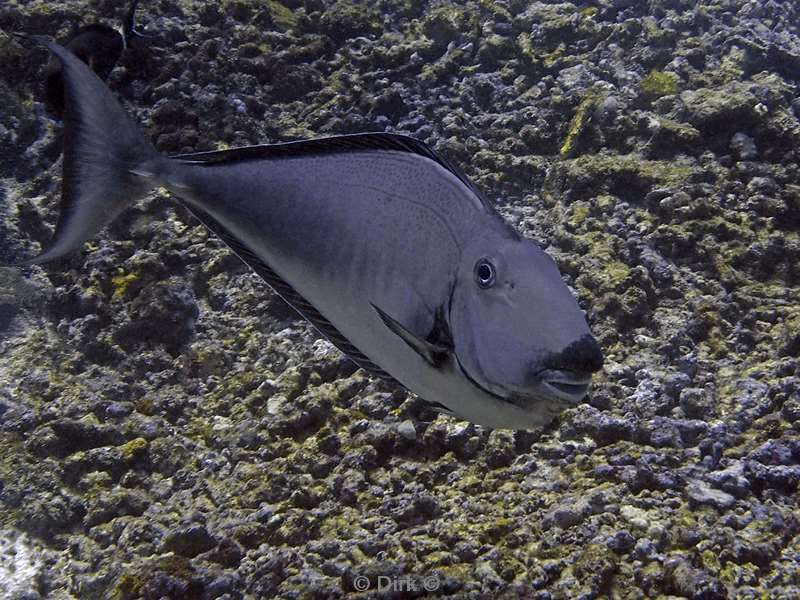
279,269,539,429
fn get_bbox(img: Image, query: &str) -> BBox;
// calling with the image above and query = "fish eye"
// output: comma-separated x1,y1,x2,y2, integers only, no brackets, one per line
474,258,496,289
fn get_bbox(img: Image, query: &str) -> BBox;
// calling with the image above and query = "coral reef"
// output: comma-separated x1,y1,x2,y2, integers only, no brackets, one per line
0,0,798,598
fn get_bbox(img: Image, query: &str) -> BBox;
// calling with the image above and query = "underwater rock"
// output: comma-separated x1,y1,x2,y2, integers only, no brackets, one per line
664,557,726,599
395,419,416,441
730,131,758,160
707,462,751,498
162,524,218,558
3,0,800,597
782,398,800,423
318,1,381,43
556,64,597,91
381,490,440,528
26,417,126,458
0,530,44,599
485,430,516,468
605,529,635,554
679,386,715,419
572,404,637,445
680,82,760,130
84,489,148,527
105,401,135,419
745,461,800,494
543,503,587,530
114,279,199,354
19,489,86,538
686,479,736,510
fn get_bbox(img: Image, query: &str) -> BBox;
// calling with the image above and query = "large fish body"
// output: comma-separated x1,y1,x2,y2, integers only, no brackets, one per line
15,38,603,429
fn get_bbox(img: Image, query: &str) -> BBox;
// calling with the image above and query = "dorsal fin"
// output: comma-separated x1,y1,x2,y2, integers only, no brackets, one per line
171,132,495,212
182,202,398,383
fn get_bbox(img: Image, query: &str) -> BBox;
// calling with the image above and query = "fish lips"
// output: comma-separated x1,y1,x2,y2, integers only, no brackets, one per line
534,368,593,406
501,369,592,412
456,354,592,412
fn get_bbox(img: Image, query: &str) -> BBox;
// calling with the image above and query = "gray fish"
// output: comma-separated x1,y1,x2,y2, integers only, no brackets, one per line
14,37,603,429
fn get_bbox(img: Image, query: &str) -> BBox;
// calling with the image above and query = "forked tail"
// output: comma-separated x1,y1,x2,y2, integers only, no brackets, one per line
14,35,163,265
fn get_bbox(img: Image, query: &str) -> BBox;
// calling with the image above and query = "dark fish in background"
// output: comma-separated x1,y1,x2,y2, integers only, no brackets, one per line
45,0,149,118
12,36,604,430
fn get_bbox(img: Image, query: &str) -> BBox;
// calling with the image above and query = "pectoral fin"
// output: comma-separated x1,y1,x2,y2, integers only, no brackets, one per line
371,303,450,369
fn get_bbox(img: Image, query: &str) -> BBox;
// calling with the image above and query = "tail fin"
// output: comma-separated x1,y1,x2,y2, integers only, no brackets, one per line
16,35,159,265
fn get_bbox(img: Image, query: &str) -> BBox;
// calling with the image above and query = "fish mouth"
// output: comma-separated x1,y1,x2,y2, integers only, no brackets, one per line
536,369,592,405
456,356,591,413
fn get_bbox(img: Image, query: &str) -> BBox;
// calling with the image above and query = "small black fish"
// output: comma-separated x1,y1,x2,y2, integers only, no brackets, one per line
45,0,149,118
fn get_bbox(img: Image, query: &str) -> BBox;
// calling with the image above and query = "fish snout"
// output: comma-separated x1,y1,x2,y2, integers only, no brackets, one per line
535,334,604,404
553,333,604,374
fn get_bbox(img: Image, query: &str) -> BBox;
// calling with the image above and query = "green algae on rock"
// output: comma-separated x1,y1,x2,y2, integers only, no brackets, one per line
559,88,607,158
640,69,680,98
